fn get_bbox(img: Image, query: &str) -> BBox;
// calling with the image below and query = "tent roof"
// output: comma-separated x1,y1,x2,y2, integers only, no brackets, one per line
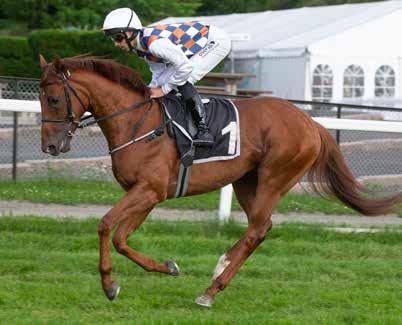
154,1,402,58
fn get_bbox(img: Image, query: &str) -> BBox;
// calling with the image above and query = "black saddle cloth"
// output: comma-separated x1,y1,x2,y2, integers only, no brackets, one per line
162,93,240,164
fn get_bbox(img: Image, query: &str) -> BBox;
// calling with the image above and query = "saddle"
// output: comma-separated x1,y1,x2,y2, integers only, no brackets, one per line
162,93,240,167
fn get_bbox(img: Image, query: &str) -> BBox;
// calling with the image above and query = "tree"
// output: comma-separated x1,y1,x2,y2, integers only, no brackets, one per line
0,0,202,31
0,0,383,33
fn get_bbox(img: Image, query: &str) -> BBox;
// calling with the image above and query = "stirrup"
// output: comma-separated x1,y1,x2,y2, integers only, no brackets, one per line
193,129,214,147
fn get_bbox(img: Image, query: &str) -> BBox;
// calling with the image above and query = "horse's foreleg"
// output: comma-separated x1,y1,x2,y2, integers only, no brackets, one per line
98,183,160,301
112,211,180,275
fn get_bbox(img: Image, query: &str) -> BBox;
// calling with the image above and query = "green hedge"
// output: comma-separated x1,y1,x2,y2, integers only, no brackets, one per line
0,36,39,77
0,29,151,82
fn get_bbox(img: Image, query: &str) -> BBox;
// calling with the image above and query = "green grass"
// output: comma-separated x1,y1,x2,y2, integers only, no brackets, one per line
0,179,362,215
0,216,401,323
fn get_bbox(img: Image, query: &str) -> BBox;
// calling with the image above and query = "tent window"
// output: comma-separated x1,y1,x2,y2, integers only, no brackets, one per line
343,65,364,98
312,64,333,102
375,65,395,98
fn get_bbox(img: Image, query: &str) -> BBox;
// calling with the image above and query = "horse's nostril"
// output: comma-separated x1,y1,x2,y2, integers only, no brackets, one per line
49,96,60,107
47,145,57,155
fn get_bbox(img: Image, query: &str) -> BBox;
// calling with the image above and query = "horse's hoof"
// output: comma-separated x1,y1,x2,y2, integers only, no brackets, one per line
165,260,180,276
105,282,121,301
195,294,214,307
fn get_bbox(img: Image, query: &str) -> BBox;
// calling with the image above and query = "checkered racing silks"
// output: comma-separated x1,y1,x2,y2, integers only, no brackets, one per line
136,22,210,62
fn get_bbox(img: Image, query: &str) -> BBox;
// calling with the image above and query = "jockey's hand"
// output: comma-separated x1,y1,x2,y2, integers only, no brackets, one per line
150,87,165,98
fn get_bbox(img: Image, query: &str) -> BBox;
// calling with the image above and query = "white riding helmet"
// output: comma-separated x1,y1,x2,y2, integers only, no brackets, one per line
102,8,142,33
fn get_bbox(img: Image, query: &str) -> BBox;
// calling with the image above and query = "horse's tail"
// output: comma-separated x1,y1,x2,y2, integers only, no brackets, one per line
307,123,402,216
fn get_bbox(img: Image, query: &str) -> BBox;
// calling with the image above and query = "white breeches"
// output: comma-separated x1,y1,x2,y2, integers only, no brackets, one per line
187,25,232,84
153,26,231,88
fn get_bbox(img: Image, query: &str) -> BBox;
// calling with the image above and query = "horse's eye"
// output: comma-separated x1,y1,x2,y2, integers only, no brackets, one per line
48,96,60,107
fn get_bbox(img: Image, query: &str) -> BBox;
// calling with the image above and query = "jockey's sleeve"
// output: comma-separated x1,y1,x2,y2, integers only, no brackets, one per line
148,38,193,94
147,62,165,88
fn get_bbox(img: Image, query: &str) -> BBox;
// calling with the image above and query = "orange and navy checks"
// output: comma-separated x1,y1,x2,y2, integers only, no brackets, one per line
136,21,210,62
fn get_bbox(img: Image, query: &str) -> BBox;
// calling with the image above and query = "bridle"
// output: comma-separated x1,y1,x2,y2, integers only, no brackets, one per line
40,69,168,155
41,70,86,139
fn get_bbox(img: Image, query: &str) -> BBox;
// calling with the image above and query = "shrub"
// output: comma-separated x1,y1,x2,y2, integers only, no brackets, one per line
0,29,151,82
0,36,39,77
29,29,151,82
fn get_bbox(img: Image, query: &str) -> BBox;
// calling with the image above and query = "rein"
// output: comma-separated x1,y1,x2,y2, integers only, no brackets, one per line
77,98,153,128
41,70,170,155
108,100,170,155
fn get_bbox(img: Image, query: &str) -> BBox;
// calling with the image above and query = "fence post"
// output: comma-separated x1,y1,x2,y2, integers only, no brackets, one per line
12,78,19,181
219,185,233,223
12,112,18,181
336,104,342,144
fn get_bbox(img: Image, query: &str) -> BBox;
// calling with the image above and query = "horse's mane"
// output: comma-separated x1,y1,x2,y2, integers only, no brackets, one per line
58,55,150,96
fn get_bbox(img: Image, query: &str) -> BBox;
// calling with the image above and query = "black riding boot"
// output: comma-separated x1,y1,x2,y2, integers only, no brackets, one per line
178,82,214,147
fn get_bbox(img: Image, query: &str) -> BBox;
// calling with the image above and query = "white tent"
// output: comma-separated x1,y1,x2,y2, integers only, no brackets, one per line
155,1,402,105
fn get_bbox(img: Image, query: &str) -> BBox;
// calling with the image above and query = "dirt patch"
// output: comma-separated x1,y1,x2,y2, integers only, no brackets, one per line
1,200,401,229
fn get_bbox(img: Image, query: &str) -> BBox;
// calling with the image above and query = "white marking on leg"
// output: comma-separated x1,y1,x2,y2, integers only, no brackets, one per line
212,254,230,280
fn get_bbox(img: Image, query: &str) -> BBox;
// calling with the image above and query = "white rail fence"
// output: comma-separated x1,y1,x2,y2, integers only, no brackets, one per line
1,99,402,221
0,99,39,112
219,117,402,221
2,99,402,131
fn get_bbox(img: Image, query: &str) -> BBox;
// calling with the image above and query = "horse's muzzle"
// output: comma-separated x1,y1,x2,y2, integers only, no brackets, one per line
42,133,72,156
44,144,60,156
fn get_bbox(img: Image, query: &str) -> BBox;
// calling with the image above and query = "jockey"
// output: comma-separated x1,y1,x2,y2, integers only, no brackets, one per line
102,8,231,147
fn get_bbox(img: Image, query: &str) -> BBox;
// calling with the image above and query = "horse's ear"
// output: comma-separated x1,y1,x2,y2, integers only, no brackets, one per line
39,54,48,69
53,55,62,71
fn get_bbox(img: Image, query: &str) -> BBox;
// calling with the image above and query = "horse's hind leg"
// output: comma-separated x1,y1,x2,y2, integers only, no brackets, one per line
112,211,180,275
195,148,318,307
231,169,258,222
195,176,277,307
207,170,257,292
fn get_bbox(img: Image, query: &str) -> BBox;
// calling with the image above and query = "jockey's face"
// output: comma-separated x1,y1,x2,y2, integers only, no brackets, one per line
111,32,135,52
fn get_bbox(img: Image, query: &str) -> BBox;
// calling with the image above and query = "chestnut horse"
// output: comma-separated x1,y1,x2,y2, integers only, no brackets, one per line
39,55,402,307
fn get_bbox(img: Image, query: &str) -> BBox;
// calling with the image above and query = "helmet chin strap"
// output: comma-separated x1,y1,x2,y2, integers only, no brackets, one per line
124,9,136,51
124,31,136,51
